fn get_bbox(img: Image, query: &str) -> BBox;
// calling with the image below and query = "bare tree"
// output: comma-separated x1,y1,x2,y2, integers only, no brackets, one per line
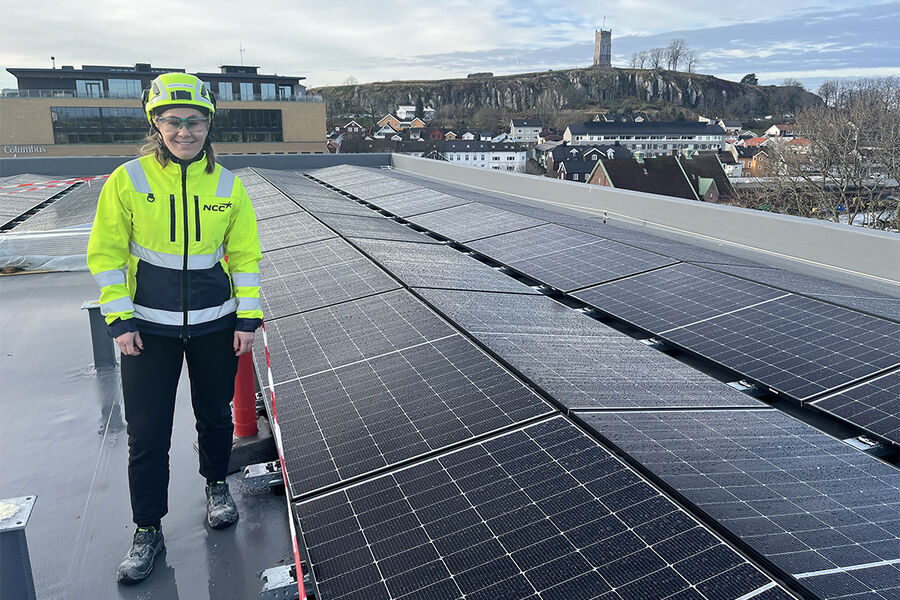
343,75,359,86
684,49,697,73
665,38,687,71
630,51,648,68
648,47,665,70
630,53,639,68
735,77,900,230
818,80,838,106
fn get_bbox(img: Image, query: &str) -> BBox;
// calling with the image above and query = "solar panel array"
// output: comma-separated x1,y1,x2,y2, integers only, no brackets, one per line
811,370,900,445
578,410,900,600
0,175,79,228
9,182,101,231
295,417,795,600
315,212,442,244
245,165,898,599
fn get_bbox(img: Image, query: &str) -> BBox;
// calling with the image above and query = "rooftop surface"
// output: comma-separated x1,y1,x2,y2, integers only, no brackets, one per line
1,157,898,600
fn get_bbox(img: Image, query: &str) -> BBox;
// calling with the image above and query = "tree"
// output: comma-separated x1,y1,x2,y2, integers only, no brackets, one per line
343,75,359,86
648,47,665,70
414,96,425,120
817,80,838,106
734,77,900,230
782,78,805,89
665,38,687,71
630,51,648,68
684,49,697,73
740,73,759,85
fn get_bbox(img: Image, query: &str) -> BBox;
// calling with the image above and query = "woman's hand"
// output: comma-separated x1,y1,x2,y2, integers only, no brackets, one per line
115,331,144,356
234,331,254,356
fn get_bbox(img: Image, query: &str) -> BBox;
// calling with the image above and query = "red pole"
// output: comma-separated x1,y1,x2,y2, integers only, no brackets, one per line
233,349,258,437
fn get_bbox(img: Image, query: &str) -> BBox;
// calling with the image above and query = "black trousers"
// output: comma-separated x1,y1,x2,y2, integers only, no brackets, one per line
121,328,238,527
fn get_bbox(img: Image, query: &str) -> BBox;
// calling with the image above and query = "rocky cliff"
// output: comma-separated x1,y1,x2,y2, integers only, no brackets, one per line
311,67,819,124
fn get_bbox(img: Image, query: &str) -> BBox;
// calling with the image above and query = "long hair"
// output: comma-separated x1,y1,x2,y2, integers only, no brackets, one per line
141,115,216,174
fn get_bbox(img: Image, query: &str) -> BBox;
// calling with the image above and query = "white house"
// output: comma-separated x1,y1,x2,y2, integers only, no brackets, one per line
396,105,436,121
510,118,543,143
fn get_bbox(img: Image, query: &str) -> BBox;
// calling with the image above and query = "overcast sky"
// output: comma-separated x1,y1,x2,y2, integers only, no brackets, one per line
1,0,897,92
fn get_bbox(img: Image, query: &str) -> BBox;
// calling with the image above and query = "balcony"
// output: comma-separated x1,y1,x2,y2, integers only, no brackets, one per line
1,89,323,102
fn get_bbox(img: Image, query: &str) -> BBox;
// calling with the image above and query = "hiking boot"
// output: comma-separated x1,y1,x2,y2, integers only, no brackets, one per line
206,481,239,529
116,526,164,585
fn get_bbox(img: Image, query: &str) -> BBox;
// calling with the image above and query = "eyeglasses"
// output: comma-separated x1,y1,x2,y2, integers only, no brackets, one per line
155,116,210,133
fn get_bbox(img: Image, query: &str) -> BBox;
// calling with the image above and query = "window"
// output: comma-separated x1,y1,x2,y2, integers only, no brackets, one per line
107,79,142,98
260,83,276,100
278,84,292,99
51,106,146,144
239,82,253,100
210,108,283,142
76,80,104,98
218,82,233,101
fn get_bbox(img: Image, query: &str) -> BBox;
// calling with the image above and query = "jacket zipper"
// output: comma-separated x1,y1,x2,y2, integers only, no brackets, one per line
181,165,190,342
194,195,201,242
169,195,176,242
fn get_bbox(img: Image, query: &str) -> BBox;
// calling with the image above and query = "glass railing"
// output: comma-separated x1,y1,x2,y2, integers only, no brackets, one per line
1,89,323,102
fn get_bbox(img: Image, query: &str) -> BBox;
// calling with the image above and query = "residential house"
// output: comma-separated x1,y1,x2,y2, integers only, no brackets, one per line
716,119,743,136
765,124,801,138
532,141,563,169
546,143,632,177
557,160,596,182
425,127,444,141
377,114,427,131
444,131,458,141
461,131,477,140
563,121,727,156
400,140,528,172
740,137,769,147
373,123,399,139
677,152,735,202
396,104,436,120
510,118,543,143
333,119,366,139
588,155,699,201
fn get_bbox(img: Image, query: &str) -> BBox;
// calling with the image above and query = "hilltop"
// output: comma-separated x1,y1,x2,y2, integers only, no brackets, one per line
311,67,820,129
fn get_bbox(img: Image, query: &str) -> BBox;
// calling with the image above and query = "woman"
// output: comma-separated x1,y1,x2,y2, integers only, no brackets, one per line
87,72,263,585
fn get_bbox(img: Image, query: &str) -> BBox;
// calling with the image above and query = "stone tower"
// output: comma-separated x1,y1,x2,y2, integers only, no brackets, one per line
593,29,612,67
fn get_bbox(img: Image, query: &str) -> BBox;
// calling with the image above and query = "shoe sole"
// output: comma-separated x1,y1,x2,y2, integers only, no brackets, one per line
208,514,239,529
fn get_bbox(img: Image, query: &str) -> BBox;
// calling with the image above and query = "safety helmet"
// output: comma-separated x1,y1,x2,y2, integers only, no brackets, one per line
142,72,216,123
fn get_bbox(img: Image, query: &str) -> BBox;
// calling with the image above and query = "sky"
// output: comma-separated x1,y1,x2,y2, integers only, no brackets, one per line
1,0,898,93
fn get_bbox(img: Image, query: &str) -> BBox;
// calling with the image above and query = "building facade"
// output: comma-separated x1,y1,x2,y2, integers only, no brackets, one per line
564,121,726,156
1,63,326,157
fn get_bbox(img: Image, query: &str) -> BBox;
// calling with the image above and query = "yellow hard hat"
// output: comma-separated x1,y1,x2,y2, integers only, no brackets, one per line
142,72,216,123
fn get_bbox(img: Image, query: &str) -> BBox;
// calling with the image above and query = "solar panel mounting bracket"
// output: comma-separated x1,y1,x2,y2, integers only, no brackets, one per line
243,461,283,491
727,379,766,396
843,435,895,458
258,563,302,600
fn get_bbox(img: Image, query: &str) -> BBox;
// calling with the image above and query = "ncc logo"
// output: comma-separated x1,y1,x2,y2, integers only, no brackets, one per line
204,202,232,212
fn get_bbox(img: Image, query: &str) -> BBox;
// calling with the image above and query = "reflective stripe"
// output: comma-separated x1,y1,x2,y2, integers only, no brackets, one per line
94,269,126,288
216,167,235,198
237,296,262,312
101,295,135,315
231,272,260,288
130,241,225,270
133,297,238,325
123,159,152,194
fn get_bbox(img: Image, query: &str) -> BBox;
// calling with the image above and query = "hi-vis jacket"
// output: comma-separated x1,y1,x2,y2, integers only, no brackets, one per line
87,154,263,339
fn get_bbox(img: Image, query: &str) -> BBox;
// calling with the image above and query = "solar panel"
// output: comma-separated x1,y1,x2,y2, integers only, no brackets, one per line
365,189,471,218
405,203,546,243
262,289,456,385
0,179,77,228
273,334,553,498
702,264,900,323
256,211,336,252
810,370,900,444
353,238,541,295
466,223,601,263
338,179,420,200
314,212,442,244
294,416,795,600
11,183,101,231
573,263,789,333
505,239,677,292
259,238,400,320
578,409,900,600
565,220,764,267
415,288,604,337
414,289,763,410
663,294,900,400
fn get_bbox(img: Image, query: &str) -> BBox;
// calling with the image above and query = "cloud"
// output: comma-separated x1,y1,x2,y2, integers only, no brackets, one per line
0,0,897,91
